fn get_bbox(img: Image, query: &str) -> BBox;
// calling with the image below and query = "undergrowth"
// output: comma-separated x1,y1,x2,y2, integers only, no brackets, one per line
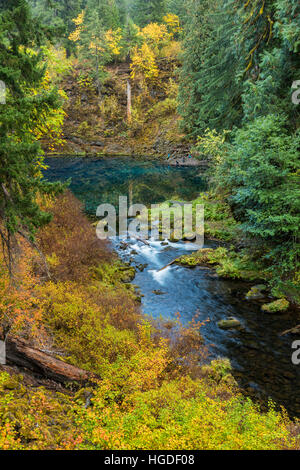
0,191,299,450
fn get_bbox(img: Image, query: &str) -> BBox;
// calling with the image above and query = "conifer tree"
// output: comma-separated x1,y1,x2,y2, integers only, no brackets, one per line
130,0,167,26
29,0,84,55
178,0,217,136
0,0,63,276
179,0,300,134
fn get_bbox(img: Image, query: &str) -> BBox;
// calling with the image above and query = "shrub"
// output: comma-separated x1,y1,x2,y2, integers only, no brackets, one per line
74,372,296,450
0,372,81,450
36,280,142,375
38,191,112,282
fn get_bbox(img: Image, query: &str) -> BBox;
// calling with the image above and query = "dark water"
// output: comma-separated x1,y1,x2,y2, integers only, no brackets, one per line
44,156,205,214
44,156,300,418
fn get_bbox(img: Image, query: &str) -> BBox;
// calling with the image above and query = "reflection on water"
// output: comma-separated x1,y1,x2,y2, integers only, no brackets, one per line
44,156,300,418
44,156,206,214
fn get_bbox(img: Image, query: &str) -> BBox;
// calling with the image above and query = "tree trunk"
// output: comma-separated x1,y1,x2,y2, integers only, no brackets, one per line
95,46,101,98
6,337,97,384
127,80,132,123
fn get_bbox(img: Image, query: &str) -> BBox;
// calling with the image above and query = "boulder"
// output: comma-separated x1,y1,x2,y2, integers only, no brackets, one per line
217,317,241,330
262,298,290,314
152,290,166,295
245,284,267,300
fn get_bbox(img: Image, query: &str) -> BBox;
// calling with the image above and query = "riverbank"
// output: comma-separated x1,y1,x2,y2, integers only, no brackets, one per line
1,190,300,449
43,152,204,167
116,190,300,417
147,191,300,310
42,157,300,417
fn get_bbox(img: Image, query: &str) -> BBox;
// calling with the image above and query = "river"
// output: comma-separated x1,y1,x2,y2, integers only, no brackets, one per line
44,155,300,418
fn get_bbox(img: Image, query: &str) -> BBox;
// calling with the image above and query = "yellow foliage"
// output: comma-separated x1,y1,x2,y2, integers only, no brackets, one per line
25,48,68,151
75,367,297,450
0,193,299,450
138,22,170,48
0,243,46,342
69,10,85,42
88,41,105,52
0,372,82,450
160,40,181,59
130,43,159,85
196,128,230,165
162,13,182,37
104,28,123,56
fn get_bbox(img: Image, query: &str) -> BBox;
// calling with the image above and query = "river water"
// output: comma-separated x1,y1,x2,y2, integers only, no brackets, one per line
44,156,300,418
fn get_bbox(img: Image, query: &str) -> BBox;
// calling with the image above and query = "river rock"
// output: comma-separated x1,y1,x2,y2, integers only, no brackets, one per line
245,284,267,300
119,265,136,283
217,317,241,330
119,242,128,250
152,290,166,295
163,246,172,252
136,263,148,272
90,141,104,147
261,298,289,314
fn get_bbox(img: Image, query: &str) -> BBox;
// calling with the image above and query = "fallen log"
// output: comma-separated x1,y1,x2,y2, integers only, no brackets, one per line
279,325,300,337
158,258,178,272
129,233,150,246
6,337,97,384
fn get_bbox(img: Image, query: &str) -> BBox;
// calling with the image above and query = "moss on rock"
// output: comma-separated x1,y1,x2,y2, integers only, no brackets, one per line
262,298,290,314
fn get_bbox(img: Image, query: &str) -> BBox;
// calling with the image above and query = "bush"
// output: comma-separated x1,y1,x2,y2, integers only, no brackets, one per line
74,372,296,450
222,116,300,244
0,372,80,450
36,280,142,375
38,191,112,282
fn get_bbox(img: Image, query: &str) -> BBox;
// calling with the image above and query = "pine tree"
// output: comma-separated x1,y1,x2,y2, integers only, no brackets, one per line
0,0,63,276
85,0,121,31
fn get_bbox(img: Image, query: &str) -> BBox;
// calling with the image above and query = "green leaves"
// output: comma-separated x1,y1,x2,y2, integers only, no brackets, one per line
0,0,65,274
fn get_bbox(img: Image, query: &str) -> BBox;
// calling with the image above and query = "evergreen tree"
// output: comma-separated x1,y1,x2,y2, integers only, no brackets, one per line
178,0,218,136
179,0,300,134
0,0,63,276
29,0,84,55
130,0,166,26
69,0,122,94
241,0,300,129
219,115,300,288
85,0,121,31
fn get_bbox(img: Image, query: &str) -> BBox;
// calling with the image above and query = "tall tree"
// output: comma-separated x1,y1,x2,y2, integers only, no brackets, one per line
130,0,167,26
29,0,84,55
179,0,300,135
178,0,217,136
0,0,63,276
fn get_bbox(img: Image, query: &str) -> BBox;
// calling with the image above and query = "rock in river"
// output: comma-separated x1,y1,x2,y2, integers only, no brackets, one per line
217,317,241,330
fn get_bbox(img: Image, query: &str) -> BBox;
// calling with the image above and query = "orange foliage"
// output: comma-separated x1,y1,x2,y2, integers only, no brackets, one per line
0,241,46,344
38,191,112,282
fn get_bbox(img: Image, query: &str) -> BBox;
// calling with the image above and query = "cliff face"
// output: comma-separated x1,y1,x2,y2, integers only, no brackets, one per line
44,60,193,159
